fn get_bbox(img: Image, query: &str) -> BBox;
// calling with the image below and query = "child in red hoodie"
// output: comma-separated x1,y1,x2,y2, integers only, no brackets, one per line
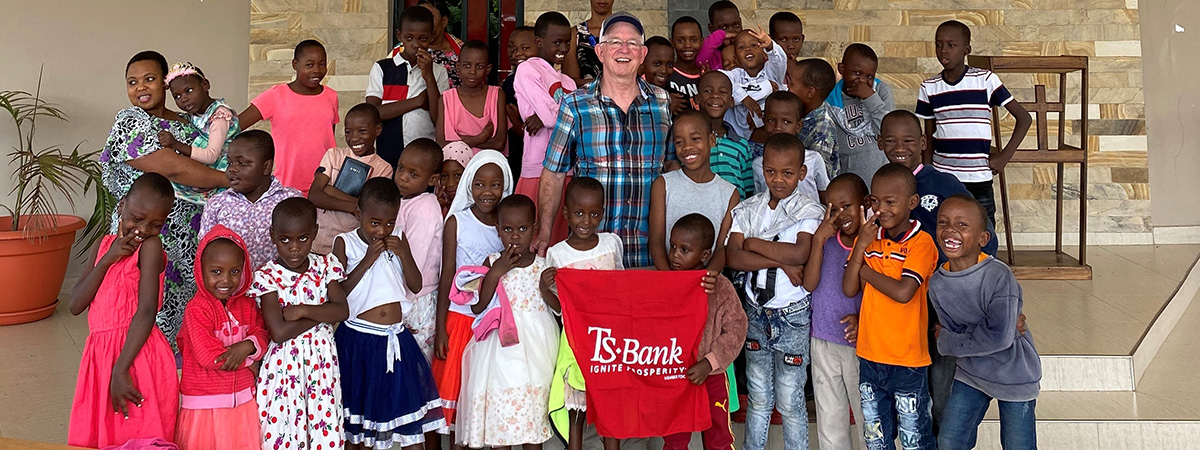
175,225,269,449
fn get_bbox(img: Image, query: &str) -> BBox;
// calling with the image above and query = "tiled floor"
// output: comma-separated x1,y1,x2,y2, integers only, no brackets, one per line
1,245,1197,447
1010,286,1200,421
1021,244,1199,355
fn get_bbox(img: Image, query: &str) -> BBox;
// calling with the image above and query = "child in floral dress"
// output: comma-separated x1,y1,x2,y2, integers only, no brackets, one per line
251,197,351,450
455,195,560,448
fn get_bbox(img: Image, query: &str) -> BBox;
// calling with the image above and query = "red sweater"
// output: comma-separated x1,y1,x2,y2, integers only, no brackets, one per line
177,293,268,408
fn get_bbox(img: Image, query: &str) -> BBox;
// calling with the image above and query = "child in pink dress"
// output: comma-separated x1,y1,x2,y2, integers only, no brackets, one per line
238,40,339,195
175,225,269,450
68,174,181,448
437,40,508,154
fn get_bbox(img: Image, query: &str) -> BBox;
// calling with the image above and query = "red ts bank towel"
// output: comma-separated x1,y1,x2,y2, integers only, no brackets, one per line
556,268,710,439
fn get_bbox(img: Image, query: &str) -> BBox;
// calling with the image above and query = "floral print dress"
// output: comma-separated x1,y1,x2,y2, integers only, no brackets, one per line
429,33,464,88
575,21,602,81
389,33,463,87
100,106,203,344
456,254,560,447
250,253,347,450
174,99,239,204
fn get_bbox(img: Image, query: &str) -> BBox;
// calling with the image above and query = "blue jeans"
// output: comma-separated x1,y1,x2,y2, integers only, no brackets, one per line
742,297,811,450
859,358,935,450
937,380,1037,450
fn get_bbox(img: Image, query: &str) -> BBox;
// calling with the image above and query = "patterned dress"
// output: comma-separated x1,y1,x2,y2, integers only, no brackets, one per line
456,255,560,447
429,33,464,88
100,106,203,344
575,21,602,81
174,99,239,204
250,253,347,450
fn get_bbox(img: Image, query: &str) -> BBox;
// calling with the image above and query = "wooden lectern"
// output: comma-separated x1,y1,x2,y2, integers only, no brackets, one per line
968,55,1092,280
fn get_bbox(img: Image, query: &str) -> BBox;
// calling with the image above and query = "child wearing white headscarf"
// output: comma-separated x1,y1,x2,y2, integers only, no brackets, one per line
431,150,513,434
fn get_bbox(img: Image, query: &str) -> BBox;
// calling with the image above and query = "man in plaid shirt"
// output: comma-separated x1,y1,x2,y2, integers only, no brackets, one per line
534,12,677,268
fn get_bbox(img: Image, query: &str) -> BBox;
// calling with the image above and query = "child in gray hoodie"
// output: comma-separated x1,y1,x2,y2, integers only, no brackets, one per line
930,194,1040,450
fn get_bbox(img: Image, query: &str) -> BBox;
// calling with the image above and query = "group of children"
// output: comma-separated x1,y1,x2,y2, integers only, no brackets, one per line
67,3,1042,449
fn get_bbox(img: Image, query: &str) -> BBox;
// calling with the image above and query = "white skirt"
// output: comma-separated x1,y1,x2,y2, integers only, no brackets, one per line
455,309,560,447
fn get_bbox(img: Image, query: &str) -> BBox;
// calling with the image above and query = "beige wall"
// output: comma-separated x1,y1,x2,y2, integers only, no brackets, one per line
0,0,250,272
1141,0,1200,228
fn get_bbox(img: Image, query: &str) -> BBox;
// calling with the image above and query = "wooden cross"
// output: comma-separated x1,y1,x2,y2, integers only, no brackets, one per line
1021,84,1065,151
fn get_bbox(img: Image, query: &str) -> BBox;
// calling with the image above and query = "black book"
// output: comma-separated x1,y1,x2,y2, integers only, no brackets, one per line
333,156,371,197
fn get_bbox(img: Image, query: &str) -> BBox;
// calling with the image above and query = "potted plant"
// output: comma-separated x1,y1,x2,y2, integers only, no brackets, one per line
0,72,112,325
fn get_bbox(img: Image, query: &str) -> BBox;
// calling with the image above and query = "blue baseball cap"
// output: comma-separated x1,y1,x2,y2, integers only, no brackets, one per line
600,11,645,39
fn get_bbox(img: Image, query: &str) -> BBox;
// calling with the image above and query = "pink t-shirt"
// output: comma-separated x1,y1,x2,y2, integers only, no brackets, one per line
441,85,506,155
251,84,340,195
396,192,444,299
318,147,394,184
312,147,395,254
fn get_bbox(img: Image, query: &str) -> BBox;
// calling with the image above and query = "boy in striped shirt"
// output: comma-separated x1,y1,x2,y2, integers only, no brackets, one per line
699,70,755,198
916,20,1030,225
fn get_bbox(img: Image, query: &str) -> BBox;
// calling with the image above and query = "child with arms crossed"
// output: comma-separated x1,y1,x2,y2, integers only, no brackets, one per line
726,133,825,450
252,198,351,450
437,40,508,153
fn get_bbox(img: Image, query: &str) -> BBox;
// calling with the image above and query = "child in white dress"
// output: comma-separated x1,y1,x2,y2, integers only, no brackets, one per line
251,197,349,450
455,195,561,448
432,150,513,446
541,177,625,450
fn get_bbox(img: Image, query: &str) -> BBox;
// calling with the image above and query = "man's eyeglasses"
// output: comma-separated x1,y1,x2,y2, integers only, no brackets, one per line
600,39,644,49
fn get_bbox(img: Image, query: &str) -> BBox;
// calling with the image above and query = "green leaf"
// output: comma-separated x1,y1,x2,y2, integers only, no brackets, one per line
2,67,106,246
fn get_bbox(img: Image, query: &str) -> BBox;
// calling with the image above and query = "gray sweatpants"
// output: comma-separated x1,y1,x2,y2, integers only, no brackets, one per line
812,338,866,450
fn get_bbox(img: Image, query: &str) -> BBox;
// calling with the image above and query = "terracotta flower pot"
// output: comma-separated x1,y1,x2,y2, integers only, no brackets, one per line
0,215,86,325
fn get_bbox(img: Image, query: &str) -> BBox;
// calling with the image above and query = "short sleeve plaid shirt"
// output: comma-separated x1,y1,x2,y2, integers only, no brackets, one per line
801,103,838,181
543,78,675,267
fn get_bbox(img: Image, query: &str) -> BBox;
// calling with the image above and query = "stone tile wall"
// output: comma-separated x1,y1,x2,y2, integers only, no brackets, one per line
248,0,392,133
525,0,1152,239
